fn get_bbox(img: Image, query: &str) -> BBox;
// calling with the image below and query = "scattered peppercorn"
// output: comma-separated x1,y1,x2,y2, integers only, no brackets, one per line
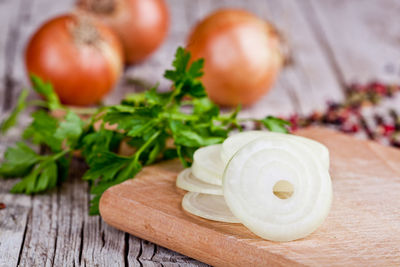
0,203,5,210
283,81,400,148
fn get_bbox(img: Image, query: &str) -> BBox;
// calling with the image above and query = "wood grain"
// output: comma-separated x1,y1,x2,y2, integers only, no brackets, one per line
100,127,400,266
0,0,24,112
262,0,344,114
0,119,33,267
304,0,400,84
0,179,31,267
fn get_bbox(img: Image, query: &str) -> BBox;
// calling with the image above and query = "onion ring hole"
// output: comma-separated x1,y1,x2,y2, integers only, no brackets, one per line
272,180,294,199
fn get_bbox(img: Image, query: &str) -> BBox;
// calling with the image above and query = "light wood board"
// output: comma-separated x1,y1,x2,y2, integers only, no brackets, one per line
99,127,400,266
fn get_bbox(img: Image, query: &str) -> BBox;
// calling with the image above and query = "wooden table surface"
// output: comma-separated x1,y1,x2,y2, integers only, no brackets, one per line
0,0,400,266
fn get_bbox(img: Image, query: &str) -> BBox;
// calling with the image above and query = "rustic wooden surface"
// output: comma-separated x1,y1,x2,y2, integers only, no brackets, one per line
100,128,400,266
1,0,400,266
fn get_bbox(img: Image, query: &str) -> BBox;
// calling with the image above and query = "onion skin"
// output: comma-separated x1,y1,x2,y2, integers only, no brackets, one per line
186,9,283,107
25,14,124,106
77,0,169,64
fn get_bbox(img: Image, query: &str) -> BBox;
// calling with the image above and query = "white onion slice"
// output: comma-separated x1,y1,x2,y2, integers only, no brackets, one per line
176,168,223,195
221,131,330,169
182,192,240,223
223,136,332,241
191,144,224,185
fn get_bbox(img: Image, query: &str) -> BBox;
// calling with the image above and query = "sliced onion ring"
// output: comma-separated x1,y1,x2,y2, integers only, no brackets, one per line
182,192,240,223
176,168,223,195
191,144,224,185
223,136,332,241
221,131,329,169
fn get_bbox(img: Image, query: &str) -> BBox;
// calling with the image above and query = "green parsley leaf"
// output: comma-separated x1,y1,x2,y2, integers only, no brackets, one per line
10,169,39,194
85,153,142,215
0,89,29,134
80,128,122,159
261,116,290,133
23,110,62,152
10,151,67,194
88,160,141,215
145,137,165,165
57,155,71,183
144,85,171,105
169,120,224,147
35,161,58,192
164,47,207,101
187,58,204,79
83,151,131,182
54,111,84,148
30,74,62,110
193,98,219,118
164,47,190,82
0,142,39,178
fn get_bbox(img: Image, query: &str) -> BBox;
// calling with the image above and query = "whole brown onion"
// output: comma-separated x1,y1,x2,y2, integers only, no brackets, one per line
77,0,169,64
25,14,124,106
186,9,283,107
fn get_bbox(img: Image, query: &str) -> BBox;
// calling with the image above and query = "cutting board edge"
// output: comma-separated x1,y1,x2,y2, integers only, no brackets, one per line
99,186,302,267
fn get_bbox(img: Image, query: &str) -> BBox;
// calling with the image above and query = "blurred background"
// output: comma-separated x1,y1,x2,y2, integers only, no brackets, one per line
1,0,399,119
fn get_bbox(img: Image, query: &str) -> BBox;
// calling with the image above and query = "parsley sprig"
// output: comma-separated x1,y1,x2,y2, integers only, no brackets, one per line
0,47,289,214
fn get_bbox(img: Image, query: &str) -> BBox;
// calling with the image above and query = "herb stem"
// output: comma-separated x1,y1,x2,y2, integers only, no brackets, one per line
37,149,70,161
27,100,50,108
68,106,99,115
160,112,198,121
134,131,161,161
52,149,70,161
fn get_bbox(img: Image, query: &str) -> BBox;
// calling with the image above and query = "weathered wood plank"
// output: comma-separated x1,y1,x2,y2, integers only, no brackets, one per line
0,0,24,112
268,0,343,114
17,159,124,267
151,245,209,267
128,234,209,267
80,216,126,267
0,1,84,267
52,160,87,267
0,90,32,267
0,0,34,112
0,179,31,267
304,0,400,84
17,191,58,267
127,235,144,267
13,157,128,267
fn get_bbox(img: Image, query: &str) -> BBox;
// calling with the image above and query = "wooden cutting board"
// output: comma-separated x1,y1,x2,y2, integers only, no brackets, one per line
99,127,400,266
